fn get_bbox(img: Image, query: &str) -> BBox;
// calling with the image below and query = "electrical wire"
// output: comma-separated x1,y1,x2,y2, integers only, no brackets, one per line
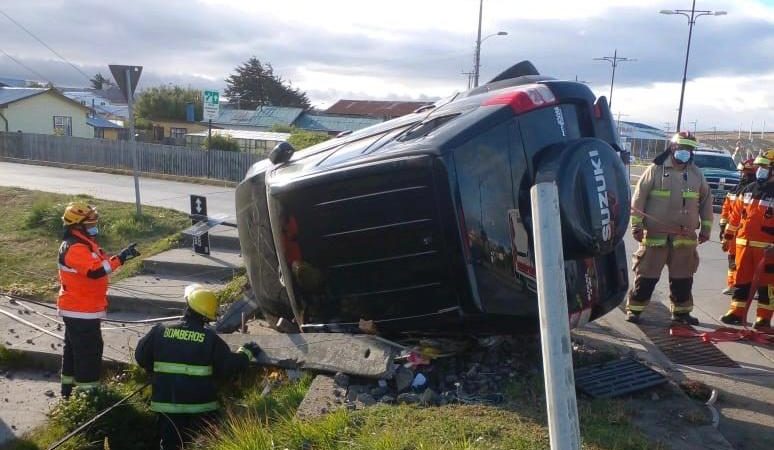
0,46,53,83
0,8,92,83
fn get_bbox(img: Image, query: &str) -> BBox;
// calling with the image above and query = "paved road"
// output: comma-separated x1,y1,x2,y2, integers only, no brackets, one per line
0,162,237,218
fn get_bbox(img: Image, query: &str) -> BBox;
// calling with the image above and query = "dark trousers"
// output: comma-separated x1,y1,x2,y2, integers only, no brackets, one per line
158,412,216,450
61,317,103,397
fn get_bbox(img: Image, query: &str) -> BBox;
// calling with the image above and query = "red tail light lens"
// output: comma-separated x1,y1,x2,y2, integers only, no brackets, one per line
483,85,556,114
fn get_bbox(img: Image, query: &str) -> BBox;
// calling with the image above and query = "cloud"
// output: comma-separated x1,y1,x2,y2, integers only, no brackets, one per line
0,0,771,129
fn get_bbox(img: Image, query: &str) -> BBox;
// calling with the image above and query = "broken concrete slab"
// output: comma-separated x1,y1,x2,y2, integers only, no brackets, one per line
0,370,59,447
295,374,342,420
220,332,400,379
142,248,243,279
108,275,225,315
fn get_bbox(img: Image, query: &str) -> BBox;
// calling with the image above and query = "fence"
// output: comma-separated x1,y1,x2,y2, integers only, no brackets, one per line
0,132,264,182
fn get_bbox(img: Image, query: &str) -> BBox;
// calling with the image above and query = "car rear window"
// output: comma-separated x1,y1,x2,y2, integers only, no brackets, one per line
518,104,582,164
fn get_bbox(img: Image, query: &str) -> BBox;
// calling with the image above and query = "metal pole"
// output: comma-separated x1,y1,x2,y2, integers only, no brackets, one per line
609,49,617,109
530,182,581,450
126,68,142,216
676,0,697,132
473,0,483,87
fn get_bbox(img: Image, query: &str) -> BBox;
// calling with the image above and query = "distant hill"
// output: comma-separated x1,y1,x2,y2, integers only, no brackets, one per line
695,131,773,153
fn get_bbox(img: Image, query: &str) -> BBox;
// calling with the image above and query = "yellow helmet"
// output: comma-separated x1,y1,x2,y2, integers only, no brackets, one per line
764,149,774,162
754,154,772,166
62,202,98,226
184,284,218,320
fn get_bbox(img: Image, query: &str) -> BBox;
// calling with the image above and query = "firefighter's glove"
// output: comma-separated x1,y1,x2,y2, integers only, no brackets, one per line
632,228,644,243
718,223,727,242
698,233,710,244
118,243,141,263
721,240,730,252
239,342,262,362
723,232,735,244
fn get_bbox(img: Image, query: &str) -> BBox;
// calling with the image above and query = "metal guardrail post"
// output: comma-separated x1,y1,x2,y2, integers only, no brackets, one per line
530,181,581,450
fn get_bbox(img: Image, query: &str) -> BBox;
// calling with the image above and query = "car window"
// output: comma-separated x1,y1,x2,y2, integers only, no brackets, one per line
693,154,736,171
518,104,582,168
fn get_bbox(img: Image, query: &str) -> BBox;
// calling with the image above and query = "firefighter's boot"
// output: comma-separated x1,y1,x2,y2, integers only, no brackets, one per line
671,313,699,326
720,311,744,325
625,311,641,324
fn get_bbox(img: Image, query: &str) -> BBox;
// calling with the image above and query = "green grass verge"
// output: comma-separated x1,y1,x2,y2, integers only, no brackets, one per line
0,343,26,368
0,187,189,300
216,270,248,306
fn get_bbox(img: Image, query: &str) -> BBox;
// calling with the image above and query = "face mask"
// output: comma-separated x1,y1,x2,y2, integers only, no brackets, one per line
756,167,769,182
85,226,99,236
673,149,692,163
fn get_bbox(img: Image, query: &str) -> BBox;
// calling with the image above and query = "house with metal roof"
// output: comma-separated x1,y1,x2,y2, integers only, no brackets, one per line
618,121,669,160
325,99,432,119
206,106,382,135
0,87,91,137
185,129,290,155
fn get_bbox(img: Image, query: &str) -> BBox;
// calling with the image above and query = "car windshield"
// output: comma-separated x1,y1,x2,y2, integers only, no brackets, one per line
693,154,736,171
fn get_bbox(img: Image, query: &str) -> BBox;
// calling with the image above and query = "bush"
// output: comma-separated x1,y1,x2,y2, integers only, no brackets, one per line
24,199,65,236
203,134,241,152
48,384,156,450
270,125,331,150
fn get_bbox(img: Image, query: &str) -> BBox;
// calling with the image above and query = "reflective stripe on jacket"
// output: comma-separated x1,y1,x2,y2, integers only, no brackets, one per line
134,319,250,414
726,181,774,248
630,157,713,244
57,229,121,318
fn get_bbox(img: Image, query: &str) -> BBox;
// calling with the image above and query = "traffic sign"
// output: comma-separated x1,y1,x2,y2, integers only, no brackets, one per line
190,195,210,255
203,90,220,121
108,65,142,101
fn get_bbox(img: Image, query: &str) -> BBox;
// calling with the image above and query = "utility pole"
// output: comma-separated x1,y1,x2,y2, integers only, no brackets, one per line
689,119,698,135
593,49,635,110
462,70,475,90
125,68,141,216
713,126,717,144
473,0,483,88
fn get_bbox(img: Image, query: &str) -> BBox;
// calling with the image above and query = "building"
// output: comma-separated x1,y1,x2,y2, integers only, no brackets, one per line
149,118,210,144
206,105,382,135
185,129,290,155
0,87,91,137
618,121,668,161
326,99,432,120
87,116,126,140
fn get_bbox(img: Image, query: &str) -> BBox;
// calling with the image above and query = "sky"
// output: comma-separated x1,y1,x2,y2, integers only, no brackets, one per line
0,0,772,131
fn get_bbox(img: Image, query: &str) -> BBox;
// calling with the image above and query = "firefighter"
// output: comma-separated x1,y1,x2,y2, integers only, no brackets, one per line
719,159,757,295
134,285,261,450
58,202,140,398
626,132,713,325
721,150,774,329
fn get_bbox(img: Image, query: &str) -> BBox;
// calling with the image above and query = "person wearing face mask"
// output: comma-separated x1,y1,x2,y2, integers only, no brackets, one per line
719,159,757,295
57,201,140,398
721,150,774,329
627,132,713,325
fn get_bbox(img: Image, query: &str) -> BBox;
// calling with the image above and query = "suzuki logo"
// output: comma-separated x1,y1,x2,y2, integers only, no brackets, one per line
589,149,612,242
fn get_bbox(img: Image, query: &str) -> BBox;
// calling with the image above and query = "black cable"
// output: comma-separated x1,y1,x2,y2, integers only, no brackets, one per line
47,383,150,450
0,8,92,83
0,46,53,83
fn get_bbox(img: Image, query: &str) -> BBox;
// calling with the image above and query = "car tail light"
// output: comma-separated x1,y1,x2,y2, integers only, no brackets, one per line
482,84,556,114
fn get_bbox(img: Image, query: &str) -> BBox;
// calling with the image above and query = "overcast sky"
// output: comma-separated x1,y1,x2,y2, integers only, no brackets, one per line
0,0,772,131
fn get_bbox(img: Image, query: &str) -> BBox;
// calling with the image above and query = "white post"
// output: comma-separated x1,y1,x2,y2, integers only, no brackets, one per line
126,68,142,216
530,182,581,450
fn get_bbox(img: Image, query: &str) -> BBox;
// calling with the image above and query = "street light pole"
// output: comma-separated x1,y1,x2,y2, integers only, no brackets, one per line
593,49,635,110
472,0,507,88
660,2,726,132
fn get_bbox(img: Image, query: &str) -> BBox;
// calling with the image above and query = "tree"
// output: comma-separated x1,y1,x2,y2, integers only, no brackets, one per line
90,73,112,90
134,86,203,122
225,57,310,110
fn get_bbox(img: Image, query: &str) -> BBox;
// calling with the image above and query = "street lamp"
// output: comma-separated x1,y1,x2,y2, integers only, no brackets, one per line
660,1,727,132
473,0,507,88
593,49,635,110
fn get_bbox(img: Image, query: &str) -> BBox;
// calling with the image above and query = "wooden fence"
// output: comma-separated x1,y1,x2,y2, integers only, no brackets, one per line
0,132,264,182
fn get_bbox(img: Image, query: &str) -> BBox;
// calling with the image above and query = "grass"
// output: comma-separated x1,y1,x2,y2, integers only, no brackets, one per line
0,343,26,368
0,187,189,300
216,270,248,306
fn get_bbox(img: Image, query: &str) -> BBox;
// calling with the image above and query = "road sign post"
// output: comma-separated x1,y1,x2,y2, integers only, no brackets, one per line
110,65,143,217
203,90,219,179
190,195,210,255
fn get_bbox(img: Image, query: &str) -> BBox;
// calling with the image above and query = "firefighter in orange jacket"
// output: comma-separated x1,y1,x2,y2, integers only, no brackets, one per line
719,159,756,295
721,151,774,329
58,202,140,398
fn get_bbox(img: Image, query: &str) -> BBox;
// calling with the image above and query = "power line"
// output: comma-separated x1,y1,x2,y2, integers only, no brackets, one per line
0,46,52,84
0,8,92,83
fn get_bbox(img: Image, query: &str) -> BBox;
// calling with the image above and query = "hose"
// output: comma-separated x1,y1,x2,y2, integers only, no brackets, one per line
47,382,150,450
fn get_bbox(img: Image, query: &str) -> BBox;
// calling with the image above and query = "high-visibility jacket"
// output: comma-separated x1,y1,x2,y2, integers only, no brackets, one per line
630,154,713,247
57,229,122,319
720,192,736,229
726,181,774,250
134,318,250,414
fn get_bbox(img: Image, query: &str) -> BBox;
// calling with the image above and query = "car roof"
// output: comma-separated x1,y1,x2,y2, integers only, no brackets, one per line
694,148,731,156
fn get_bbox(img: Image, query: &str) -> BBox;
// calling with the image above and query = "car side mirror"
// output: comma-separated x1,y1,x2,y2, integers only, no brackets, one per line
269,142,295,165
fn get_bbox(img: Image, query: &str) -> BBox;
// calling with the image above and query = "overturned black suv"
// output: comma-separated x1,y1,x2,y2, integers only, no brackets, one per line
236,61,631,335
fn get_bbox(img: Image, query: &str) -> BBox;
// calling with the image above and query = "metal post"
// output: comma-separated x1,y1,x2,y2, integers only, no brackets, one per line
126,68,142,216
473,0,483,87
608,49,617,109
207,119,212,178
676,0,697,132
530,182,581,450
